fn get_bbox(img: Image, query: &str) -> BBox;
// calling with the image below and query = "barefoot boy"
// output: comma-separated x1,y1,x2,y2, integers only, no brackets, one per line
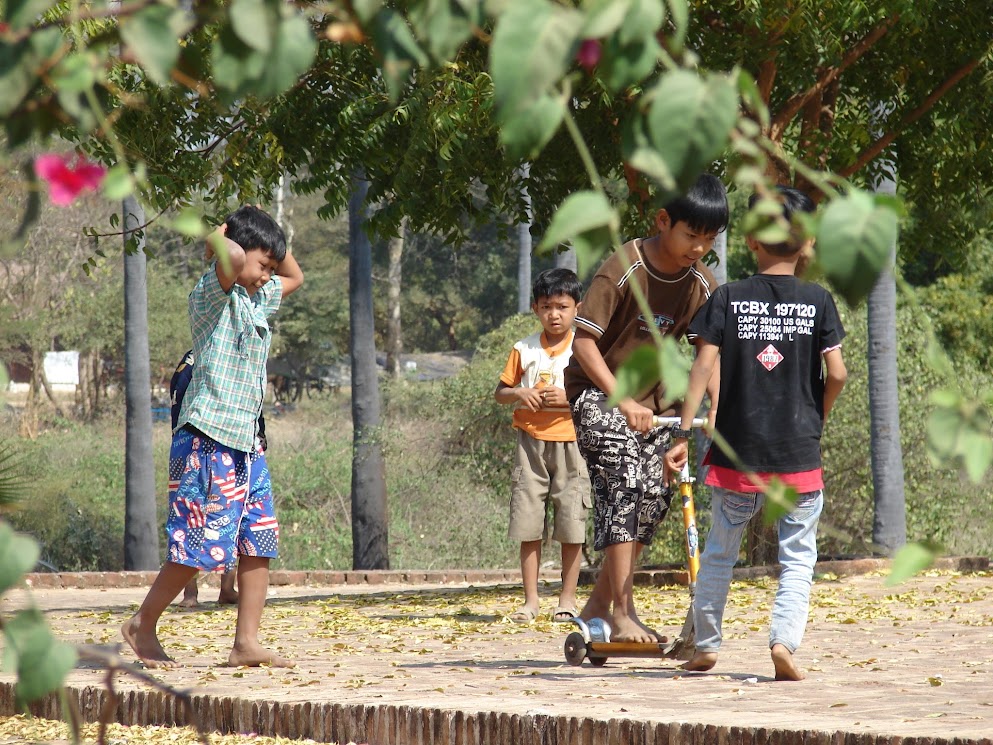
123,206,302,668
667,186,847,680
495,268,590,623
564,174,727,643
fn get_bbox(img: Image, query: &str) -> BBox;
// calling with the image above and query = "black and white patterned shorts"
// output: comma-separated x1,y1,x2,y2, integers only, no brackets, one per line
571,388,673,551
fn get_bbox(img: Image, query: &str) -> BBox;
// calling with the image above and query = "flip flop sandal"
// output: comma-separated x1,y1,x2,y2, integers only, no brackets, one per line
552,606,579,622
508,607,538,623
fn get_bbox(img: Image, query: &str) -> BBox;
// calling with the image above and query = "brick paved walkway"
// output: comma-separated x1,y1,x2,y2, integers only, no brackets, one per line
1,559,991,744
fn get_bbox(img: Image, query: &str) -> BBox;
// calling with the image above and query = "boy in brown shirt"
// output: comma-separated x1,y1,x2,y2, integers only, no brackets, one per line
564,174,727,643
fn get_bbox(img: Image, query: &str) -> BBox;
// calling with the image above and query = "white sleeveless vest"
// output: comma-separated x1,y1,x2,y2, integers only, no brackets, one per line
513,330,574,413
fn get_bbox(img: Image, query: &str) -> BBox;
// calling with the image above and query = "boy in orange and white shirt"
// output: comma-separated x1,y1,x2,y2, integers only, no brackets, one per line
495,268,591,623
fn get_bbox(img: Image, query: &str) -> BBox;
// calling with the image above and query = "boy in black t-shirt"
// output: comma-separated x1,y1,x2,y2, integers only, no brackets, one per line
666,186,848,681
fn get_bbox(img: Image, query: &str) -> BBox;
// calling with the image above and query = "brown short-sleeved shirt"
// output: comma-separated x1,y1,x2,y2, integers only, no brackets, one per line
564,238,717,413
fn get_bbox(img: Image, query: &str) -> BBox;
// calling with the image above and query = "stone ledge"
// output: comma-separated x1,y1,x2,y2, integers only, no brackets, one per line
21,556,989,591
3,683,990,745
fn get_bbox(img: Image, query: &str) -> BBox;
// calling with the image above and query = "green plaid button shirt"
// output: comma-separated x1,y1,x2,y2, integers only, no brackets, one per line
176,268,283,452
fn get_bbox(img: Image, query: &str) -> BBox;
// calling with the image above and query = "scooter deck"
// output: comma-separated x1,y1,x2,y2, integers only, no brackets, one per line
564,618,690,666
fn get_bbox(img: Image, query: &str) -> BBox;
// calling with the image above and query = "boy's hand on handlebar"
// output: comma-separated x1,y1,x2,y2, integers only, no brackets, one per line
618,399,654,434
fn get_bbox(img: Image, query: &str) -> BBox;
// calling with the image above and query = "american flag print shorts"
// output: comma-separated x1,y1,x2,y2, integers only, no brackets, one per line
166,427,279,572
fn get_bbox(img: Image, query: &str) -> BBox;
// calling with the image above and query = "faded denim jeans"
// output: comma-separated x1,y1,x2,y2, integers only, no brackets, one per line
692,487,823,654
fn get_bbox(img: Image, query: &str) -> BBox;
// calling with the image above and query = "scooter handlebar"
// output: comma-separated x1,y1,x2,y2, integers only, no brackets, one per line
652,416,708,428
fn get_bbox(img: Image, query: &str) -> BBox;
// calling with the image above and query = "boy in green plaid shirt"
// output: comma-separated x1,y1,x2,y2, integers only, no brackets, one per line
122,206,303,669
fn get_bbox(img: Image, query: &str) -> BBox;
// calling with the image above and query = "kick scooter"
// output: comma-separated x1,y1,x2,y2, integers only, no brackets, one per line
563,416,705,667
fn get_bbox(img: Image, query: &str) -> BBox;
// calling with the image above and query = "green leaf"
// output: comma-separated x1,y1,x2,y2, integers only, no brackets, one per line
926,388,993,483
644,70,738,190
581,0,631,39
230,0,277,53
3,0,56,30
50,52,98,94
490,0,582,120
171,209,207,238
656,335,691,406
664,0,689,53
737,69,769,129
0,41,34,117
409,0,483,63
537,190,618,255
253,14,318,99
762,479,798,525
101,164,134,200
211,26,267,99
885,541,939,586
815,189,898,306
618,0,664,45
2,608,77,706
599,35,660,92
0,523,40,594
370,8,428,101
352,0,384,23
498,94,565,161
608,337,690,407
119,6,193,86
610,344,661,405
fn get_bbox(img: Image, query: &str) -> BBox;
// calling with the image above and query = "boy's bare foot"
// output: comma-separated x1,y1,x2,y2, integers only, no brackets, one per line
608,611,656,643
177,595,200,608
227,642,295,668
681,651,718,672
217,589,239,605
121,617,179,669
635,618,665,643
771,644,807,680
771,643,805,681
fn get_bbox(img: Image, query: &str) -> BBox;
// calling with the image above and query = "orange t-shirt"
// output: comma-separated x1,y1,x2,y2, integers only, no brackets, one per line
499,330,577,442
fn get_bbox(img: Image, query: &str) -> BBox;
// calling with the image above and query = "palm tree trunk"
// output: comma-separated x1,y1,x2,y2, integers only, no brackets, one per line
517,163,532,314
348,171,389,569
122,196,160,570
385,216,407,379
869,175,906,555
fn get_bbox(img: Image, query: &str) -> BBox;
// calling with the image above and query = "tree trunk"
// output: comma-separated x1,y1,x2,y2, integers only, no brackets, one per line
37,343,68,420
348,171,390,570
122,196,161,570
18,349,40,439
385,216,407,379
517,163,533,314
869,175,906,555
554,246,578,275
711,229,728,286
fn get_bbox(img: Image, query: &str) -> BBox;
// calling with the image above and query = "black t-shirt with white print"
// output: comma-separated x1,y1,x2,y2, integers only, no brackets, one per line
689,274,845,473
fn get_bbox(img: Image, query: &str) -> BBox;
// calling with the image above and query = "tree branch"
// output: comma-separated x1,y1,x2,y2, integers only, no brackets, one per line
769,14,900,141
839,56,985,178
6,0,159,43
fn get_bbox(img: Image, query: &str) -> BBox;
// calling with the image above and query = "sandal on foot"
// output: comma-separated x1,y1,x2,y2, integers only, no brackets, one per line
552,606,579,622
508,607,538,624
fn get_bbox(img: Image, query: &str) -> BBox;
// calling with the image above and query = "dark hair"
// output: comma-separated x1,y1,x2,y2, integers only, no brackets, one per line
747,186,816,256
532,267,582,304
223,205,287,261
663,173,729,234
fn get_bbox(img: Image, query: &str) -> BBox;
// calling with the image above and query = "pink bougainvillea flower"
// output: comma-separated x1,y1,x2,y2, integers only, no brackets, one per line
34,153,106,206
576,39,602,73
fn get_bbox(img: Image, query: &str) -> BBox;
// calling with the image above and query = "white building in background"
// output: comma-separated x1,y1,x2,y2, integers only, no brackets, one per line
6,350,79,393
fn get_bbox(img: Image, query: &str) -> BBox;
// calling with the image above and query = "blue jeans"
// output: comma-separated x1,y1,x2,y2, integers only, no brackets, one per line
693,487,823,654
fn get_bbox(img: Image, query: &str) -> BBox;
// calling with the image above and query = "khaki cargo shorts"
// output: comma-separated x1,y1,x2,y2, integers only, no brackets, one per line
508,429,592,544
